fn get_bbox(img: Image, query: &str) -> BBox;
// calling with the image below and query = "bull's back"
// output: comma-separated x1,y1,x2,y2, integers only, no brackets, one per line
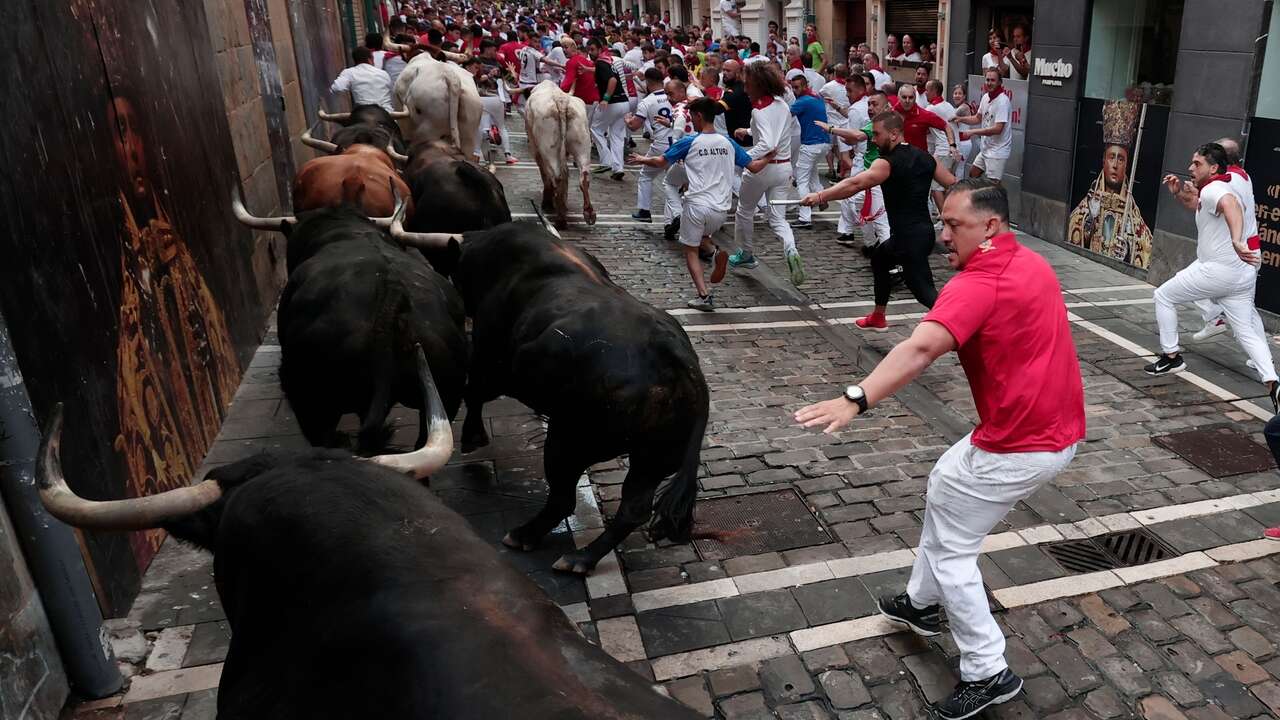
292,154,407,217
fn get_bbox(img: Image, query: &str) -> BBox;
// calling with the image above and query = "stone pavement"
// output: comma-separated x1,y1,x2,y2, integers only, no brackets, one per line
65,119,1280,720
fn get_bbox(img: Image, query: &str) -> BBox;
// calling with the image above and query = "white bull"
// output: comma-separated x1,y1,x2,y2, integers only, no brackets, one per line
394,53,482,153
522,81,596,230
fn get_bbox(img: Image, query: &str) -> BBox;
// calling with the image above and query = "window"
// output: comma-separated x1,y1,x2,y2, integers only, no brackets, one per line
1084,0,1183,105
1256,3,1280,119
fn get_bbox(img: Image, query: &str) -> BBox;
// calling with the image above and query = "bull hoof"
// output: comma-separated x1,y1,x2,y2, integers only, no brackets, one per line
552,551,598,575
502,531,537,552
583,207,597,226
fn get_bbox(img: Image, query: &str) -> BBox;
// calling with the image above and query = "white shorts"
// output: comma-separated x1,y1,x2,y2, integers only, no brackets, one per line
680,203,727,248
973,151,1008,180
931,154,956,193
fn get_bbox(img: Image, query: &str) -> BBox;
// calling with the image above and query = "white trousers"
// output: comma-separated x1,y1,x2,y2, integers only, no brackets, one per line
590,102,629,173
1154,260,1278,382
735,162,796,257
908,434,1077,681
663,163,688,224
837,185,889,248
475,96,512,157
637,144,668,212
794,143,829,222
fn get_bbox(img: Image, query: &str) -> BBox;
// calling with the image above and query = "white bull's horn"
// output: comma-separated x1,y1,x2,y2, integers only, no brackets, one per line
388,191,460,248
387,109,411,119
386,144,410,163
231,187,295,230
300,128,338,153
318,107,351,122
366,347,453,480
36,404,224,531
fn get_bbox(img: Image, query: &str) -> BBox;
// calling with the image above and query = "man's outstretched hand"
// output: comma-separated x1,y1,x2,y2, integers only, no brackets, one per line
795,397,861,433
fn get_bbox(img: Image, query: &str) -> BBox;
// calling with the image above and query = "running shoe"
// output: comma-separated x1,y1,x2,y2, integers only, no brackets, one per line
1192,317,1228,342
835,234,857,247
1143,353,1186,376
504,154,519,165
728,251,759,269
664,218,681,242
592,165,612,174
631,209,653,222
611,172,625,182
791,220,813,230
877,593,942,636
932,669,1024,720
787,252,805,286
710,249,729,283
854,313,888,332
1265,527,1280,541
687,293,715,311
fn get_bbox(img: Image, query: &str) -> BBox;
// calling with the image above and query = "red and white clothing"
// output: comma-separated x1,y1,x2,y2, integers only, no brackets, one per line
972,91,1013,179
908,232,1083,682
735,96,797,258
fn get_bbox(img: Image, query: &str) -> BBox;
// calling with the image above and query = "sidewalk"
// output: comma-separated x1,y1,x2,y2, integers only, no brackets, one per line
66,127,1280,720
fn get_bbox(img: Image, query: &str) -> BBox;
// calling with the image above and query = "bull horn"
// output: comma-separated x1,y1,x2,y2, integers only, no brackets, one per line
386,144,410,163
317,107,351,123
365,347,453,480
388,192,461,248
387,109,411,119
300,127,338,154
36,404,224,531
231,187,295,230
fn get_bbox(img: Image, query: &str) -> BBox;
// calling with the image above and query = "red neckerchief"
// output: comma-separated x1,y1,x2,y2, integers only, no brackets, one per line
928,95,943,105
1205,173,1232,186
704,86,723,100
987,88,1003,102
1229,165,1250,181
752,96,774,109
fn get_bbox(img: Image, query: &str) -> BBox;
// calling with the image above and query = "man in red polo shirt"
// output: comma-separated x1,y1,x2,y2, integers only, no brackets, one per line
795,179,1085,720
889,83,960,158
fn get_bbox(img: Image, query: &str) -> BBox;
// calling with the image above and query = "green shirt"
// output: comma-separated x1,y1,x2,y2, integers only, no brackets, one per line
862,122,878,169
805,41,824,69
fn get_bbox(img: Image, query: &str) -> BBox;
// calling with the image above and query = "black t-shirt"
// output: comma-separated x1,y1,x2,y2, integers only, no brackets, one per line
594,59,628,103
723,80,752,140
880,143,937,240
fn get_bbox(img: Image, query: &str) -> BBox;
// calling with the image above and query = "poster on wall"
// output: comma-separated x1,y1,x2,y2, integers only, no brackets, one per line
0,0,262,613
1249,117,1280,314
1067,98,1170,271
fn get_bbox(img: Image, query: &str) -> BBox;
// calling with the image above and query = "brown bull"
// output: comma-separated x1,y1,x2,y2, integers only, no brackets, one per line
293,144,413,219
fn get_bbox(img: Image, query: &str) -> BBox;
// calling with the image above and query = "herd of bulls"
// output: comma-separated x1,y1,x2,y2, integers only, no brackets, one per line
37,54,708,718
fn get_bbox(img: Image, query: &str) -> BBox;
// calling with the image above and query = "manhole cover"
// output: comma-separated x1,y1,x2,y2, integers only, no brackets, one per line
1152,427,1276,478
1043,529,1176,573
692,489,830,561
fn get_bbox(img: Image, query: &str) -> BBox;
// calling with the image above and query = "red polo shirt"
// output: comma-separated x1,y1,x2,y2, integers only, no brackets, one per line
560,53,600,103
888,96,947,152
923,233,1086,453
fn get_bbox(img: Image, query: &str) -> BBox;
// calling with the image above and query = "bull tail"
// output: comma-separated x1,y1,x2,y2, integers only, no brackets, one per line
648,396,708,544
445,69,462,151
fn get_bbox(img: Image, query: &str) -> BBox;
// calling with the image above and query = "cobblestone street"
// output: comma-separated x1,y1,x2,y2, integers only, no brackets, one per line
72,122,1280,720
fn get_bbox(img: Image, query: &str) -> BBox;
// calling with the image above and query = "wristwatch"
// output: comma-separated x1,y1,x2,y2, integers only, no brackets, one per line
843,384,868,414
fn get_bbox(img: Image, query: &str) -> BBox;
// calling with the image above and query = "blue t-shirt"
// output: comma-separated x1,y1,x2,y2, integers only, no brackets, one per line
790,94,830,146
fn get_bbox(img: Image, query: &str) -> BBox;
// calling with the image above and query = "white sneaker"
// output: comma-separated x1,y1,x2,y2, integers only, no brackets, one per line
1192,317,1229,342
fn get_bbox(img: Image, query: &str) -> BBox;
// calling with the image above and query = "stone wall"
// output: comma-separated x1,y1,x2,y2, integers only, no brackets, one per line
0,494,67,720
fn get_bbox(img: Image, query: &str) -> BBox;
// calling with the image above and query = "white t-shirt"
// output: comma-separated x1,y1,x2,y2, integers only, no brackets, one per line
669,101,693,142
330,63,394,112
635,90,675,148
819,80,849,125
844,96,869,167
719,0,740,37
902,51,922,62
976,92,1013,158
1197,181,1250,268
925,99,957,155
948,101,972,158
516,46,544,85
1006,48,1030,80
664,132,750,211
1228,171,1260,240
981,52,1008,74
546,46,567,85
869,69,892,93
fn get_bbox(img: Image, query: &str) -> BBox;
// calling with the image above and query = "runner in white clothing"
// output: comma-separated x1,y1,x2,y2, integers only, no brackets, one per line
1144,142,1280,413
631,97,775,310
719,0,743,39
627,68,674,223
955,68,1012,182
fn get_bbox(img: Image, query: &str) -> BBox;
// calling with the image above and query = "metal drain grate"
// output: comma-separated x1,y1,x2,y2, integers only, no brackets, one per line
1152,427,1276,478
1043,529,1176,573
692,489,831,561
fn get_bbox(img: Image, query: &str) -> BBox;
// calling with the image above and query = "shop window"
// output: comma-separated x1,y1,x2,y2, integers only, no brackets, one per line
969,1,1033,80
1257,3,1280,119
1084,0,1183,106
884,0,938,68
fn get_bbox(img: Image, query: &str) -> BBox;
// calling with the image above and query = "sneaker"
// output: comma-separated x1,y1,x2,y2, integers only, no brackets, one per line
710,249,729,284
1143,353,1186,376
664,218,681,242
889,265,903,276
860,245,874,259
854,313,889,332
611,172,625,181
835,234,856,247
1270,381,1280,414
592,165,611,174
728,251,759,269
1265,527,1280,541
933,668,1024,720
791,220,813,230
505,154,519,165
787,252,805,286
1192,317,1228,342
878,593,942,636
687,293,715,311
632,209,653,222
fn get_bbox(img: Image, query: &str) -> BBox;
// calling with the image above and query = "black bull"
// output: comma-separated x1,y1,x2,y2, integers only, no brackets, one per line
35,427,699,719
404,141,510,255
327,104,408,154
452,223,710,573
279,207,466,450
